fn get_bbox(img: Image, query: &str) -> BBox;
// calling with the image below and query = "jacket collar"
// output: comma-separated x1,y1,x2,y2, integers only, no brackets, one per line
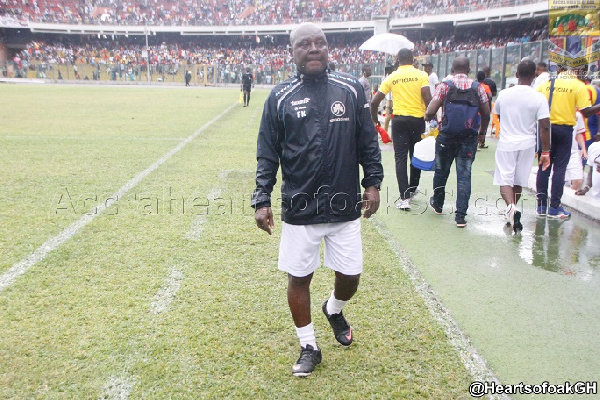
297,69,328,84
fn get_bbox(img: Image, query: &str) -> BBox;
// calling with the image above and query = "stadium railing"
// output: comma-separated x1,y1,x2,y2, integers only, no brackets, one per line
418,40,551,90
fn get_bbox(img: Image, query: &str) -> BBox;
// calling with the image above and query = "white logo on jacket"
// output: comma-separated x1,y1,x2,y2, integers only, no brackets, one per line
331,101,346,117
291,98,311,106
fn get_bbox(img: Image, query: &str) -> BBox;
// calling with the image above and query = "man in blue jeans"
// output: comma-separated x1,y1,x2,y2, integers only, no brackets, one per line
535,66,598,218
425,57,490,227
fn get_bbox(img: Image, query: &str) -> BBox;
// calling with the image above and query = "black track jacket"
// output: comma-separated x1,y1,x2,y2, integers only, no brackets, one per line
251,70,383,225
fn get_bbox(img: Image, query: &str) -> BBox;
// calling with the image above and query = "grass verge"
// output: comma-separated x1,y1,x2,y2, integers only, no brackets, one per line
1,85,474,398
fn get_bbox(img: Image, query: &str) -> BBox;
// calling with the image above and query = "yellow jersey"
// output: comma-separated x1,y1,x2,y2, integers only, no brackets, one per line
583,84,600,141
536,71,591,126
379,65,429,118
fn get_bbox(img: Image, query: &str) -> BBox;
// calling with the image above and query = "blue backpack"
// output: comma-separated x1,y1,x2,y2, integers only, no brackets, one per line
440,81,480,136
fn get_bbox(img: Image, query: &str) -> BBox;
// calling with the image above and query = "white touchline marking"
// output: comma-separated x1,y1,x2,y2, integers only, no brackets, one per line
370,218,510,400
185,215,207,241
96,105,257,398
0,102,238,293
185,189,222,241
1,135,185,141
218,170,231,180
207,189,222,200
99,376,136,400
218,170,255,181
150,266,184,315
101,265,185,397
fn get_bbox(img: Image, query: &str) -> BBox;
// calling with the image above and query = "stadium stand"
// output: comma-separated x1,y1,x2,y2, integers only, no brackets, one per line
1,0,541,25
0,0,549,87
9,18,545,72
390,0,538,18
1,16,548,87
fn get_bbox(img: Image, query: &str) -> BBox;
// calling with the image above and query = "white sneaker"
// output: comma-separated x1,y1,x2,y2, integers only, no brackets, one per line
396,199,411,210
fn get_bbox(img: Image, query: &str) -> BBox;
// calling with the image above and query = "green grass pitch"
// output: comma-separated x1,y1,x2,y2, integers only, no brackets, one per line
0,85,473,398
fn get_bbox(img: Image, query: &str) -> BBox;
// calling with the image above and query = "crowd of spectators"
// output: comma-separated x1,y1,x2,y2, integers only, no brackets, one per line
1,0,541,26
11,19,545,69
410,18,547,55
12,33,383,70
390,0,535,18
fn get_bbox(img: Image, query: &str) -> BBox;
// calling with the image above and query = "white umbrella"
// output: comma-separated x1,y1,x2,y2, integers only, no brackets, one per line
359,33,414,55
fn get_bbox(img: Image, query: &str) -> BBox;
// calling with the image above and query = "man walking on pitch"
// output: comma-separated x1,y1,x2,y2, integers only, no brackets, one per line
371,49,432,210
479,66,497,149
252,22,383,377
535,65,599,218
241,67,253,107
492,59,550,233
425,57,490,228
482,65,498,98
359,65,372,104
532,61,549,89
422,62,439,97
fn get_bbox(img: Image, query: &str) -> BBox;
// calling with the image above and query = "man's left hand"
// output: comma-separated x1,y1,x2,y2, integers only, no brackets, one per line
362,186,380,219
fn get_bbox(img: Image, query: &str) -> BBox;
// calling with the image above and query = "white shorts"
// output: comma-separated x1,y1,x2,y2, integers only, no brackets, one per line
493,147,536,187
278,219,363,278
565,150,584,181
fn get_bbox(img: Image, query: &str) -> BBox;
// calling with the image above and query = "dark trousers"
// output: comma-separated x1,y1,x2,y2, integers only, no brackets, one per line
392,116,425,200
243,85,251,105
431,133,478,219
536,124,573,208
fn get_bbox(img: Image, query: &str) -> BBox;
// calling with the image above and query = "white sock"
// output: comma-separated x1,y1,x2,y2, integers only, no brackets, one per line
505,204,516,224
326,291,347,315
296,323,317,350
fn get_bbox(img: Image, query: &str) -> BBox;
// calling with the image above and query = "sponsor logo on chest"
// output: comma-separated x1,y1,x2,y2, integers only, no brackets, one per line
292,98,310,118
289,98,350,122
330,101,350,122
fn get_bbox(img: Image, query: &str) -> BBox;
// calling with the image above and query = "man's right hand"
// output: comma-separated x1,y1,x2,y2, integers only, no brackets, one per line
255,207,274,235
538,154,550,171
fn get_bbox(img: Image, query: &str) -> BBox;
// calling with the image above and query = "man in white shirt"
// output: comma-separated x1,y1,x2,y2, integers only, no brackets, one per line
492,59,551,233
358,65,372,104
532,61,550,89
423,62,439,96
566,112,588,190
575,134,600,198
383,65,394,132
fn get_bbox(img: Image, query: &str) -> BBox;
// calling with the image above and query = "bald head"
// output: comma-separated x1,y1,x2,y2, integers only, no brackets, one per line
290,22,324,46
452,57,470,75
290,22,329,76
